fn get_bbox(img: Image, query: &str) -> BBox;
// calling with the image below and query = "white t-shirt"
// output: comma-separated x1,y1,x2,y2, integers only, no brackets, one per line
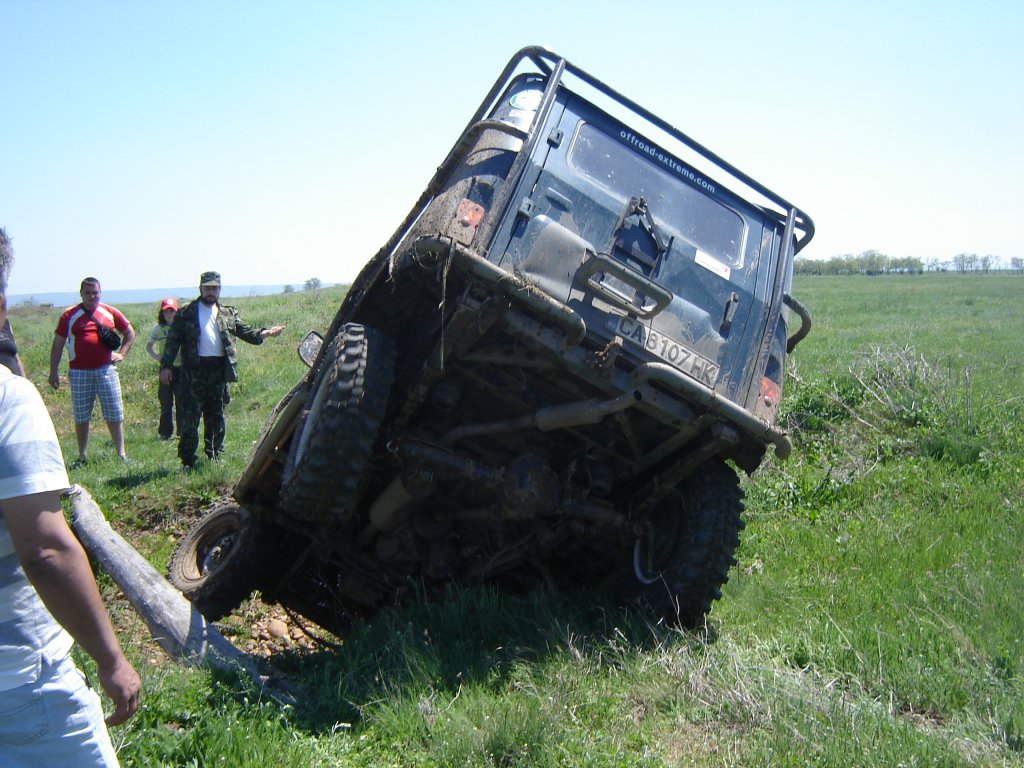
197,302,224,357
0,368,73,690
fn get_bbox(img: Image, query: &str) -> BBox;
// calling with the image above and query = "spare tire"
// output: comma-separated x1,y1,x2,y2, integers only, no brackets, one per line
279,323,395,522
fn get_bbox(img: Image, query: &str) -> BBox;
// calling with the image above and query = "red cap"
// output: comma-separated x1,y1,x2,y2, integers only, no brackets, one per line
161,297,179,311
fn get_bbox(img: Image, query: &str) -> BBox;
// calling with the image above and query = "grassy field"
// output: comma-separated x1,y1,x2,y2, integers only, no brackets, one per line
7,273,1022,767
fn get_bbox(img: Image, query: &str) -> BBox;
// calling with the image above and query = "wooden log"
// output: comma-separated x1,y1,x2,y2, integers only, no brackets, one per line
68,484,298,707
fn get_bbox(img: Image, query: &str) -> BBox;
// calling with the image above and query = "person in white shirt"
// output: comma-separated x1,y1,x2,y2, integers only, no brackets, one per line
159,271,284,470
0,227,141,766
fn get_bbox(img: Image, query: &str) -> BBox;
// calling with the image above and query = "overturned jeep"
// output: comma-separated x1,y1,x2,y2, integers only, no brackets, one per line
169,46,814,632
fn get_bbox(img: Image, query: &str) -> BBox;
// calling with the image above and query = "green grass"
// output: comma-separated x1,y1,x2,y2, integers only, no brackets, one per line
8,274,1022,766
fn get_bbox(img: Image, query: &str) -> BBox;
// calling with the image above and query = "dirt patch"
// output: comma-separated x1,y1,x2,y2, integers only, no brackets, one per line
214,600,335,658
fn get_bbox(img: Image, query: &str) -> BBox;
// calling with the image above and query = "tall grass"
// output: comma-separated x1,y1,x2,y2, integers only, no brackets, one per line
8,274,1022,766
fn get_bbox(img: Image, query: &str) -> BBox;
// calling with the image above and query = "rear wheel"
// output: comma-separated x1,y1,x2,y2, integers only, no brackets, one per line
279,323,395,522
168,502,267,621
627,460,745,627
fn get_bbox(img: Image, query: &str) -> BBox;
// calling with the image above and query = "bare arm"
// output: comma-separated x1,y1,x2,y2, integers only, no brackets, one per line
111,323,136,365
48,333,66,389
1,491,141,725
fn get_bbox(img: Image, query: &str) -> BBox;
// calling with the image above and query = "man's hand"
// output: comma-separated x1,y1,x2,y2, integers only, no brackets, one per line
48,371,60,390
2,492,143,728
98,654,142,726
110,352,125,365
262,325,285,338
159,367,173,386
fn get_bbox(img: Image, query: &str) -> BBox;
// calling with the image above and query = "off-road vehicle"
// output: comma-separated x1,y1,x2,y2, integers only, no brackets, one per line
170,46,814,632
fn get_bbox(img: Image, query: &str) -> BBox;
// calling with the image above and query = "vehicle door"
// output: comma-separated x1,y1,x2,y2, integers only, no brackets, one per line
498,94,776,402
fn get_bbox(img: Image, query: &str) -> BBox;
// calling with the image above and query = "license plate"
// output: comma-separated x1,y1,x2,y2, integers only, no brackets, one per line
609,316,720,387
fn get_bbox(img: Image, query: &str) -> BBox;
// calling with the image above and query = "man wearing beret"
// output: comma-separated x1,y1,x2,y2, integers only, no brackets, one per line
159,271,284,470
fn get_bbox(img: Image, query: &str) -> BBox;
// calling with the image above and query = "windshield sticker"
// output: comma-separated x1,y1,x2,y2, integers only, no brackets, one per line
619,130,716,196
510,90,542,111
695,250,731,281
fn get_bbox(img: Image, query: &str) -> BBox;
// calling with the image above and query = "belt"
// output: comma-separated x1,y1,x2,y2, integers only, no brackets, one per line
198,356,224,367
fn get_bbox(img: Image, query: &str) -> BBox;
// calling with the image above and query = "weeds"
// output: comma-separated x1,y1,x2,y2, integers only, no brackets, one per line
782,344,995,484
7,276,1022,766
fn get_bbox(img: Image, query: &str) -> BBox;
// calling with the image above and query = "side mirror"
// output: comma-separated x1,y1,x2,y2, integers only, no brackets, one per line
297,331,323,368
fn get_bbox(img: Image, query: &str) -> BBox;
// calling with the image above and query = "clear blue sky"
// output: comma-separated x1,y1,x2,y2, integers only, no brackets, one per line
2,0,1021,296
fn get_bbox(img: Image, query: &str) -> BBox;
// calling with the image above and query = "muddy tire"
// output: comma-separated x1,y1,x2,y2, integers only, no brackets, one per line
279,323,395,522
627,460,745,627
168,502,266,621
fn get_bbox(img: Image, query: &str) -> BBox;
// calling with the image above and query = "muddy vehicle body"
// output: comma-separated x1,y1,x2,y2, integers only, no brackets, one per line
170,46,814,632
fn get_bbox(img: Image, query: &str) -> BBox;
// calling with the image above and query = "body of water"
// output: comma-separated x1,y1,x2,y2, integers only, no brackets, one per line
8,284,314,308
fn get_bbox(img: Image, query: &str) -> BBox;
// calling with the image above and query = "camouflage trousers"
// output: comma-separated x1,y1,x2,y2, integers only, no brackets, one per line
176,358,229,467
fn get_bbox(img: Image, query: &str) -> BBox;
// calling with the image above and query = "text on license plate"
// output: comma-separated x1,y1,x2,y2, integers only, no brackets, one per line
610,316,720,387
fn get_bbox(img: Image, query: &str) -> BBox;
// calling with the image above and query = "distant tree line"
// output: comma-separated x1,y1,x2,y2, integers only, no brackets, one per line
795,251,1023,276
280,279,323,294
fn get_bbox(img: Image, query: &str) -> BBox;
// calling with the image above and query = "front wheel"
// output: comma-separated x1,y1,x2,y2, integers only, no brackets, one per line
168,502,267,621
626,460,745,627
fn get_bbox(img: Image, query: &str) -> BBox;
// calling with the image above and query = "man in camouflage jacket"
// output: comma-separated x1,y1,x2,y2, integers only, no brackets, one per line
160,271,284,469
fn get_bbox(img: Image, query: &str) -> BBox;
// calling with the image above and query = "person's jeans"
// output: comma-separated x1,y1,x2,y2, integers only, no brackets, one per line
0,653,120,767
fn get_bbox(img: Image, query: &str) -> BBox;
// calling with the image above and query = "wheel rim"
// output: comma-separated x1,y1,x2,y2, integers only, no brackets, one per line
193,519,240,579
633,494,684,584
199,535,234,575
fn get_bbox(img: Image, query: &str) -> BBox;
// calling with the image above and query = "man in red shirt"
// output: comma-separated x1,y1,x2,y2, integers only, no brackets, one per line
48,277,136,464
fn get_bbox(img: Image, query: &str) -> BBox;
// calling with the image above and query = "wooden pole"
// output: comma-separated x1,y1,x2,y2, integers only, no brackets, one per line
68,484,298,707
